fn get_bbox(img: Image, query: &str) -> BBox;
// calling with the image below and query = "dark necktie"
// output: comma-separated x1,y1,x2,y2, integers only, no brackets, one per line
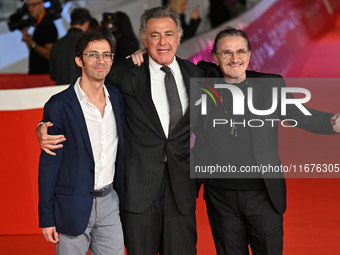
160,66,183,134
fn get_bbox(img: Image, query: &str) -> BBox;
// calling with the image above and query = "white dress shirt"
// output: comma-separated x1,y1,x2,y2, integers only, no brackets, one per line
149,57,188,137
74,77,118,190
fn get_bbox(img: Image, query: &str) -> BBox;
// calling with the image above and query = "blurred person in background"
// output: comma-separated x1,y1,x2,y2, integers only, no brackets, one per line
208,0,246,28
88,17,99,31
21,0,58,74
49,7,91,85
167,0,201,41
111,11,139,60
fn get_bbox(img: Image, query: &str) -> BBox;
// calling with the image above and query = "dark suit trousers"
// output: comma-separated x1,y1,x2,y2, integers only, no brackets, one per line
122,163,197,255
204,185,283,255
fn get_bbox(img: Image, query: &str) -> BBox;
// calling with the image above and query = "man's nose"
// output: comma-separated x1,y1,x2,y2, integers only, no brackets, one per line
96,54,106,63
159,35,166,45
230,52,238,61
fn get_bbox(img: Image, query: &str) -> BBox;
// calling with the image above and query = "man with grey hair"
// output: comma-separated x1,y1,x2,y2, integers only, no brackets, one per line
37,6,203,255
108,6,203,254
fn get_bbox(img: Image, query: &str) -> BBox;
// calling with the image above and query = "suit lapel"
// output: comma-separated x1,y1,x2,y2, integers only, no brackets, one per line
170,57,191,134
107,87,123,140
246,73,271,154
177,57,191,97
66,84,94,161
128,56,193,137
130,57,166,136
247,76,259,121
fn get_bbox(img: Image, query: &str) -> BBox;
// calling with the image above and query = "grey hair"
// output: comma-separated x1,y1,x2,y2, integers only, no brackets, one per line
139,6,183,39
211,26,251,54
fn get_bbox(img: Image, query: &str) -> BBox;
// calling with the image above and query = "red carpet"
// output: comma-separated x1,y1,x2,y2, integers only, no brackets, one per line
278,8,340,255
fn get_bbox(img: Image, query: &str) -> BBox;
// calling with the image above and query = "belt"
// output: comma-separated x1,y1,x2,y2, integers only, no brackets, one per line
90,184,112,197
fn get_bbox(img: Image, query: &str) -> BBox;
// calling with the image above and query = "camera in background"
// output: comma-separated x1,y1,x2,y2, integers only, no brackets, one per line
7,0,62,31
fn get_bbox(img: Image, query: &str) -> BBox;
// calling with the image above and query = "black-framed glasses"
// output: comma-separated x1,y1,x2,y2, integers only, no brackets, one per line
218,49,249,60
83,51,115,62
27,1,43,8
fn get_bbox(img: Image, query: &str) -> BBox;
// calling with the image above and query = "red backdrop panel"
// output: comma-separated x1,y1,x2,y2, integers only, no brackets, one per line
0,74,55,89
0,109,42,234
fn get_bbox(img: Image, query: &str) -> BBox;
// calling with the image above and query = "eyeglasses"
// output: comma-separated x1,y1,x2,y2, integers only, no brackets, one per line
83,52,115,62
217,49,249,60
27,1,42,8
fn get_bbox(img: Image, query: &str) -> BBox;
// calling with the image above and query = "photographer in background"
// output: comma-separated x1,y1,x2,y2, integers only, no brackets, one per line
21,0,58,74
166,0,201,41
111,11,139,60
50,8,91,85
99,12,139,61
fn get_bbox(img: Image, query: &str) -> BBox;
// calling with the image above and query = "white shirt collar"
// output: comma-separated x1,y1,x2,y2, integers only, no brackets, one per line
74,77,110,103
149,56,182,79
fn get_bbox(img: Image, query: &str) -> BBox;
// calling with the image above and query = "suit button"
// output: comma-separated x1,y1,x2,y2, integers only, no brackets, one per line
90,169,94,173
89,190,94,194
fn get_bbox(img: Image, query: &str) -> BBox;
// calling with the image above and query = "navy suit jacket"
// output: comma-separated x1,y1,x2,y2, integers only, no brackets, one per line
38,82,125,236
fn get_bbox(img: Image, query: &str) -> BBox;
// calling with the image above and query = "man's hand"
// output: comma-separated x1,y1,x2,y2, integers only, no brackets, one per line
42,226,59,243
126,49,147,66
21,28,53,59
191,5,200,20
331,113,340,133
36,122,66,156
21,28,33,47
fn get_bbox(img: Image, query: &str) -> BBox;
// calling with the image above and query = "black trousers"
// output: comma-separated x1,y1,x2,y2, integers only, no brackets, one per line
122,164,197,255
204,185,283,255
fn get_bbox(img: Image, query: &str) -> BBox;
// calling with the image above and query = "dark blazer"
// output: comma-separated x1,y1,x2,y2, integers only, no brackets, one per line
49,28,83,85
196,61,335,214
107,55,204,215
38,82,125,236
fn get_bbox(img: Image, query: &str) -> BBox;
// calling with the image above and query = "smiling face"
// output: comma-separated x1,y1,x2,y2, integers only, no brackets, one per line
75,39,113,82
213,35,251,83
142,17,181,66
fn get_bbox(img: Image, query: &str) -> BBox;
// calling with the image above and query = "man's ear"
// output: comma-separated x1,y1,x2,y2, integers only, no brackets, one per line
75,56,83,68
141,37,147,49
212,54,220,66
82,21,90,32
177,33,181,45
